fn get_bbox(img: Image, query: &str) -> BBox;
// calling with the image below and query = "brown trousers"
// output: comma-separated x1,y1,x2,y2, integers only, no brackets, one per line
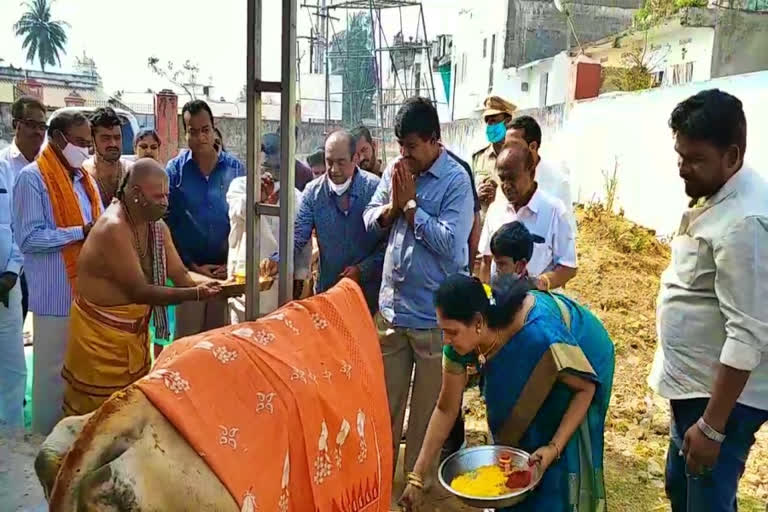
374,312,443,485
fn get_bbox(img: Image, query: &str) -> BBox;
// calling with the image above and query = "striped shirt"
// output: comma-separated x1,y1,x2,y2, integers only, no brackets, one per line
13,162,100,317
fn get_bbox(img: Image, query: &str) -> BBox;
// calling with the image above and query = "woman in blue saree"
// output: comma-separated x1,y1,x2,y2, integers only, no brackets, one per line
399,272,615,512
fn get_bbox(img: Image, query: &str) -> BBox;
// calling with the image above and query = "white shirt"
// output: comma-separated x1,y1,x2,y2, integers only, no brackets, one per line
0,140,37,179
0,161,23,276
225,177,311,314
479,186,577,276
649,167,768,411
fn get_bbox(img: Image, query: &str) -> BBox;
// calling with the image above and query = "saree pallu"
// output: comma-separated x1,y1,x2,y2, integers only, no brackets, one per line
62,297,152,416
453,292,615,512
135,279,393,512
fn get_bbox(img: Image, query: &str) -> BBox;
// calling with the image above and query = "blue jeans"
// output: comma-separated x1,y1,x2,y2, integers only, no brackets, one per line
665,398,768,512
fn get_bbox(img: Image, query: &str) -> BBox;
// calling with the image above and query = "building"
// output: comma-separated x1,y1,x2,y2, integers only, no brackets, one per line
0,66,109,108
584,7,768,91
449,0,642,119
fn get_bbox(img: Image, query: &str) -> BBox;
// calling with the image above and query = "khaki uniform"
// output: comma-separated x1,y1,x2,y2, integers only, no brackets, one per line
472,143,507,216
471,143,500,184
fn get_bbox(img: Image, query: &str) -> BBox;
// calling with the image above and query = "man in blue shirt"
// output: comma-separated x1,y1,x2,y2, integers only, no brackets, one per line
166,100,244,337
263,130,384,313
363,97,474,484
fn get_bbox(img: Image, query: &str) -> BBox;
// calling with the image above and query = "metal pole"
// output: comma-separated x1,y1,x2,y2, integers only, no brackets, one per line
374,6,386,164
245,0,263,321
419,4,437,104
278,0,297,305
323,0,330,132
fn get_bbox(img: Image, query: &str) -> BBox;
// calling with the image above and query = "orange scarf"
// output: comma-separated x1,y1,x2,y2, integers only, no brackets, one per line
37,144,102,290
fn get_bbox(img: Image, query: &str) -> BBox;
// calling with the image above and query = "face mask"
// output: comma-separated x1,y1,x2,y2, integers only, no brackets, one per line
327,175,352,196
138,191,168,221
61,141,90,168
486,122,506,144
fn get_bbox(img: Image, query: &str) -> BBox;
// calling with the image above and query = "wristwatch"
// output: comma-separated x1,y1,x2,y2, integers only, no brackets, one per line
697,417,726,443
404,199,417,213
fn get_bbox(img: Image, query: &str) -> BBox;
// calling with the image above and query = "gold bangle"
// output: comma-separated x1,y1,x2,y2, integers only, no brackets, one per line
406,472,424,487
548,441,561,460
407,478,424,489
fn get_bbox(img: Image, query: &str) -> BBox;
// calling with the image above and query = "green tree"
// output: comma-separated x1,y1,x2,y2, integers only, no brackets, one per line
634,0,708,29
14,0,69,72
329,12,376,126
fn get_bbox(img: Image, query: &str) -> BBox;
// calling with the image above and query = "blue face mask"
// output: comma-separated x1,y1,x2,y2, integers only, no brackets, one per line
486,122,506,144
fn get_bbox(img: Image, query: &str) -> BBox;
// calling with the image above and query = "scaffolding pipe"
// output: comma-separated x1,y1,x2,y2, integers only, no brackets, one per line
419,3,437,103
244,0,263,321
278,0,298,305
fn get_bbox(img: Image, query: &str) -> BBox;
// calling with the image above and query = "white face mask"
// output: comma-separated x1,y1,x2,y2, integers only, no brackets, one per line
327,175,352,196
61,142,90,168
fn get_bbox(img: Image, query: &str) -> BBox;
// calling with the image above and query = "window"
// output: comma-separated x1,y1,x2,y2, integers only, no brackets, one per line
651,70,664,87
539,72,549,108
483,38,487,58
488,34,497,92
669,62,695,85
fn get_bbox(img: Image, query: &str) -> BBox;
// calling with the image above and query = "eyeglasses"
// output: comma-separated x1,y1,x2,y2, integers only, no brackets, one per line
16,118,48,131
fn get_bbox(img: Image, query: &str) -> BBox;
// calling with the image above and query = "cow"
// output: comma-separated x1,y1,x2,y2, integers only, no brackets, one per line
35,280,393,512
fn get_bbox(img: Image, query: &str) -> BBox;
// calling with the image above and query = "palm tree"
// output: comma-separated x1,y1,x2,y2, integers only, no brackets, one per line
14,0,69,72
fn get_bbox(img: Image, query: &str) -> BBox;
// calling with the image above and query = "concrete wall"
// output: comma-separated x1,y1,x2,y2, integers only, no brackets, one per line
710,9,768,78
504,0,641,68
177,117,342,162
440,71,768,236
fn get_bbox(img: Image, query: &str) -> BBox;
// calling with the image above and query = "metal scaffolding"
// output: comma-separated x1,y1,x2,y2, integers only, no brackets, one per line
303,0,437,160
243,0,436,319
244,0,297,320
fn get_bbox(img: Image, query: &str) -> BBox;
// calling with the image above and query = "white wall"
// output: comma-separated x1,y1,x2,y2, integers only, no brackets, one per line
442,71,768,236
556,71,768,235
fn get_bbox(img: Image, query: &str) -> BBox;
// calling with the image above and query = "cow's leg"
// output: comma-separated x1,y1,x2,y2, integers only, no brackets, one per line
35,413,93,500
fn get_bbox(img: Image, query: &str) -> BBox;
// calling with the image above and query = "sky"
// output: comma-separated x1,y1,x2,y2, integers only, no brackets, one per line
0,0,468,101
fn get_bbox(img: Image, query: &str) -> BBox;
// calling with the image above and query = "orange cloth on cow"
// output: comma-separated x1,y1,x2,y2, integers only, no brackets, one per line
37,144,102,288
62,297,152,417
136,279,393,512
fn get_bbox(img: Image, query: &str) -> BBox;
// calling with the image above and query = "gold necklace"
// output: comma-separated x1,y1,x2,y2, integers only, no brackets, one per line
477,332,501,366
121,202,149,260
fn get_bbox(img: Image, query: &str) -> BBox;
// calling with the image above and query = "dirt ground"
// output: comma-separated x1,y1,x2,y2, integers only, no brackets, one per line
0,428,46,511
456,205,767,512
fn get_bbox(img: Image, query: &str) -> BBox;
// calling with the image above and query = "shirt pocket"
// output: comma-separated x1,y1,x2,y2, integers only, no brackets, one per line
670,235,709,285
